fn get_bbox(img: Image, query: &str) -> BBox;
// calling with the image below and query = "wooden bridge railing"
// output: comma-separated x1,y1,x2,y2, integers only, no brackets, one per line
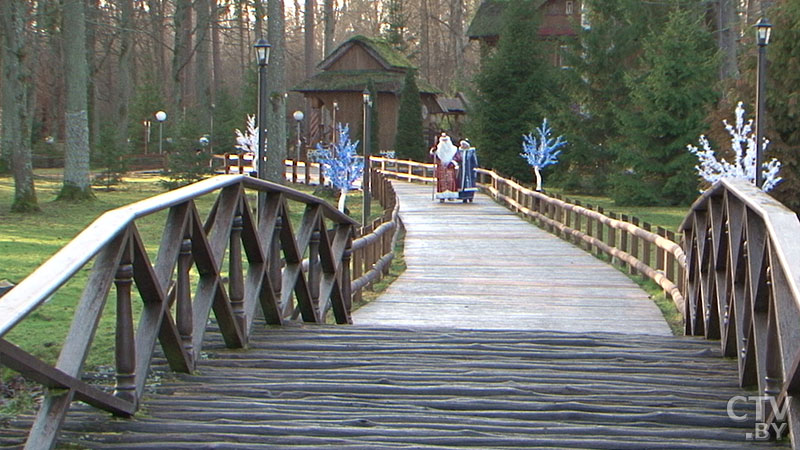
371,156,435,183
476,168,687,313
681,177,800,444
0,172,400,449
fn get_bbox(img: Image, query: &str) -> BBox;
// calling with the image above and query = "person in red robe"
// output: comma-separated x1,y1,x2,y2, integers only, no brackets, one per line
430,133,459,202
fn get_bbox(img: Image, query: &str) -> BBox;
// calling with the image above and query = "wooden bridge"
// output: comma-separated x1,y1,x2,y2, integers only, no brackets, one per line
1,159,800,449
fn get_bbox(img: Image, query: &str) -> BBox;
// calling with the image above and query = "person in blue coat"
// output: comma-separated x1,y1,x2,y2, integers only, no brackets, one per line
456,139,478,203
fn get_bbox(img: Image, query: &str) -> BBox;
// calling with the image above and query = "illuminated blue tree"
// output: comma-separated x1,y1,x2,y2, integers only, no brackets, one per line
688,102,781,192
520,118,567,191
314,123,364,211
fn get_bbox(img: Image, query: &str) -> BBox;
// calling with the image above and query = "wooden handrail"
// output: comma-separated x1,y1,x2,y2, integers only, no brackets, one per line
475,168,686,313
681,178,800,445
0,175,361,449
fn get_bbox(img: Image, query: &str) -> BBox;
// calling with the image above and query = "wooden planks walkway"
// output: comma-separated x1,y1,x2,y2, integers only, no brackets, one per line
0,326,786,449
352,182,672,335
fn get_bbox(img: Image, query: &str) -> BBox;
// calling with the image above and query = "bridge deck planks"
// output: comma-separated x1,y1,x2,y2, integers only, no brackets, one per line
0,326,786,449
352,182,672,335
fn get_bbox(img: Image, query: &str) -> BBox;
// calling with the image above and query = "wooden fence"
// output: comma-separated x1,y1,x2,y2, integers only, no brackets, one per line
682,177,800,444
475,168,686,313
368,156,685,313
0,172,400,450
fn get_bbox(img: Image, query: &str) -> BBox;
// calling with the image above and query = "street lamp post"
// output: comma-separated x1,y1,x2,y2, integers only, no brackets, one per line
155,111,167,154
254,38,271,211
293,110,304,183
755,17,772,189
362,88,372,226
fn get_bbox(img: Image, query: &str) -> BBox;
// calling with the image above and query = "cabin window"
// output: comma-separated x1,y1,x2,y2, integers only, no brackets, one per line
566,1,573,15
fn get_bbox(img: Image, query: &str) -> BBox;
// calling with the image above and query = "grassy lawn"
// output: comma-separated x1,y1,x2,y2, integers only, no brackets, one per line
548,188,689,232
0,170,399,417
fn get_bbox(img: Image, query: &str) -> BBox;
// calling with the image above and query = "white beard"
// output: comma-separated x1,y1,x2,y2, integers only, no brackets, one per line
435,137,457,165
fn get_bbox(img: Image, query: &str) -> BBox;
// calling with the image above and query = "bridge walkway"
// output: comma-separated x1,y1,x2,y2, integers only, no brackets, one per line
0,181,786,449
353,181,672,334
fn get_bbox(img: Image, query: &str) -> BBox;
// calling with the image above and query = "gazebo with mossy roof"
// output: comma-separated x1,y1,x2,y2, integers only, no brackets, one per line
292,35,442,152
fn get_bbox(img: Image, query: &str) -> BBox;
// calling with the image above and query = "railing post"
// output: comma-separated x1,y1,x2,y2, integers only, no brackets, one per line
608,212,617,262
657,226,666,272
229,212,246,339
176,236,194,365
585,203,594,251
272,216,284,316
573,201,583,248
643,222,652,271
630,216,640,275
114,240,136,404
352,228,364,305
620,214,629,271
596,206,605,257
305,160,311,185
309,230,321,308
666,230,676,284
341,232,354,323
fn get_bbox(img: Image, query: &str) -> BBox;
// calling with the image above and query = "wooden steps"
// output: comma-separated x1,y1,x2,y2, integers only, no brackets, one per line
0,326,787,449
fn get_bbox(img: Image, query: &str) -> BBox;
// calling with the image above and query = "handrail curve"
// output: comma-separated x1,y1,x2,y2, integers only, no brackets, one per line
681,177,800,446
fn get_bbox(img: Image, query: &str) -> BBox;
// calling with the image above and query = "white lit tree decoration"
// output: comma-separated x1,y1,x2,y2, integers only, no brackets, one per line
314,123,364,212
520,118,567,191
687,102,781,192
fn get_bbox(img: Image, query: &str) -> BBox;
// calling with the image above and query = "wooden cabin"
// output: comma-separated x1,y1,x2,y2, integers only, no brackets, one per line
467,0,584,66
292,35,442,152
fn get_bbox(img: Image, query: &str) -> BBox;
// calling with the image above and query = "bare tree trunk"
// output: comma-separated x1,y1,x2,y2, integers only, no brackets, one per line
420,0,430,79
195,0,212,128
451,0,464,80
60,0,93,200
1,0,39,211
255,0,265,39
304,0,315,77
211,0,223,99
267,0,287,183
86,0,101,154
715,0,739,86
238,0,249,78
324,0,336,57
148,0,167,96
173,0,192,112
116,0,134,153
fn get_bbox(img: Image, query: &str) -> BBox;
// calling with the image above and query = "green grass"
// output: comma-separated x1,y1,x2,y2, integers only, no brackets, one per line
547,188,688,232
0,170,398,418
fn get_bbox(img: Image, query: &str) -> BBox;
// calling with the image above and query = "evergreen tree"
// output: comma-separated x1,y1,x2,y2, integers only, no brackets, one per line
612,7,719,205
557,0,656,193
468,0,561,181
764,0,800,212
383,0,407,53
395,70,426,161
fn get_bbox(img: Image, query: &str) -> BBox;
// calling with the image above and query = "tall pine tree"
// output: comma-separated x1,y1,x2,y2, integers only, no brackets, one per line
468,0,561,181
557,0,657,193
612,7,718,205
395,70,425,161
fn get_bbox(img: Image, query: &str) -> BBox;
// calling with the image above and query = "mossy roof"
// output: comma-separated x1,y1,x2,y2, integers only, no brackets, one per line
318,35,415,72
291,70,440,95
466,0,546,38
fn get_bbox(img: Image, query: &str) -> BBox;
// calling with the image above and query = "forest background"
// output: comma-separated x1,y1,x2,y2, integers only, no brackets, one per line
2,0,799,213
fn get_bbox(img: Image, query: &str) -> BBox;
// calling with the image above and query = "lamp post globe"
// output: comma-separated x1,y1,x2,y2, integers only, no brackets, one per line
361,87,372,225
254,38,271,212
155,111,167,154
292,111,304,182
754,17,772,188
